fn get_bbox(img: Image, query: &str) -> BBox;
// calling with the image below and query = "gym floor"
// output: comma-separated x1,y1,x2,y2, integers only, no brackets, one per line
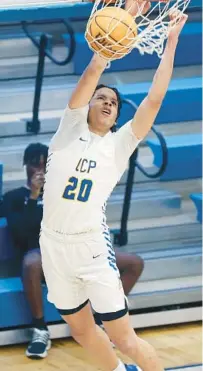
1,322,202,370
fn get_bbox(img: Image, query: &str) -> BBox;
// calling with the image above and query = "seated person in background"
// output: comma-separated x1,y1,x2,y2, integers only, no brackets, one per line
2,142,144,356
115,250,143,300
3,143,50,360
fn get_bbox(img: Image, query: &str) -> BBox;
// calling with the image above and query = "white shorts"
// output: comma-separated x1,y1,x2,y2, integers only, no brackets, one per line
40,227,128,320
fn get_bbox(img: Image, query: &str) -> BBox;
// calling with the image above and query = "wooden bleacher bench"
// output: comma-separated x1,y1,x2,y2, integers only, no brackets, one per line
0,277,61,329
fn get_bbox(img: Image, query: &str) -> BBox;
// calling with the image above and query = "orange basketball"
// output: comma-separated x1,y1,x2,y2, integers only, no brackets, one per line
86,7,137,60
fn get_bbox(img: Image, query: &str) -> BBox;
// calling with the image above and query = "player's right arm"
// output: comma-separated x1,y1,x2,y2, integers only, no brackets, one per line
50,54,107,150
69,54,108,109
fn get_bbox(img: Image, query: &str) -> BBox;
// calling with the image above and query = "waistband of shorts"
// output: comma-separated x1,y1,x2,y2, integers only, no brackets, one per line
41,223,102,242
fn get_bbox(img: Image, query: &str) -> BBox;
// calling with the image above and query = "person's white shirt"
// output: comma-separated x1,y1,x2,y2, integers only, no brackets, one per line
41,105,141,234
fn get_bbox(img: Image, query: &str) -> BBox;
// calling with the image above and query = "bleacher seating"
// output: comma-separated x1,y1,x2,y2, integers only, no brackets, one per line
0,0,202,344
147,133,202,181
0,277,61,328
0,2,93,23
0,32,52,57
190,193,202,223
118,77,202,126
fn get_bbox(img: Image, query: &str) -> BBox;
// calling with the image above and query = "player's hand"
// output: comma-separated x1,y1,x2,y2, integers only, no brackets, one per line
125,0,151,16
125,0,169,17
168,11,188,43
30,172,44,199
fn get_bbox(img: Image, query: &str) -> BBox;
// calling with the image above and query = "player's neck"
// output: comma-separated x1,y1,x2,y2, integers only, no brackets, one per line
89,126,109,137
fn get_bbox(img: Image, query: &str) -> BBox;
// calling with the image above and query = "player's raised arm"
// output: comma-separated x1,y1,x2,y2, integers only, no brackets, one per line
69,54,108,109
50,54,108,150
131,12,188,140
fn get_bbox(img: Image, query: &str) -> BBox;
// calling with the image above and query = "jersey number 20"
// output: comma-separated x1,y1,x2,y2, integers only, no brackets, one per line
62,176,93,202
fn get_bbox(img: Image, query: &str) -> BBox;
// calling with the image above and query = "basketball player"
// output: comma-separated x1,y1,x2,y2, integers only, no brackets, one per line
3,144,50,359
40,11,188,371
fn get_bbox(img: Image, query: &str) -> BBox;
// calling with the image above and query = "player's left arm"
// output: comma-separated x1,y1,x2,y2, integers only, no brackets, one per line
125,0,169,17
131,12,188,140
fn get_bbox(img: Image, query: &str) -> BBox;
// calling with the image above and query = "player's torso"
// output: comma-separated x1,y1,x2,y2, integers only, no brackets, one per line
42,129,118,234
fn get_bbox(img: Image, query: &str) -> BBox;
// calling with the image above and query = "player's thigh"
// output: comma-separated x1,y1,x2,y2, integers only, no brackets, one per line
85,249,127,320
22,247,42,270
61,302,96,338
21,247,44,283
40,230,88,311
115,249,144,278
115,248,133,272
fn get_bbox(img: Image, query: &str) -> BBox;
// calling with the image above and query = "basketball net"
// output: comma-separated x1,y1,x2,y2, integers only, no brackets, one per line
85,0,191,60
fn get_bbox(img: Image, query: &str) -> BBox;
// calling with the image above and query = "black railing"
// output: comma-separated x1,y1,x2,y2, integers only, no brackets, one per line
26,34,48,134
21,20,76,134
113,99,168,246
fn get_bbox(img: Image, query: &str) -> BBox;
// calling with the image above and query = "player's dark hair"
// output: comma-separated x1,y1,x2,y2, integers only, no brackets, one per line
23,143,48,166
94,84,122,131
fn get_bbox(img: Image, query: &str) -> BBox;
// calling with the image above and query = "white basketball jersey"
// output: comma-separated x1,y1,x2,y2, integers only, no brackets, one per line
42,105,141,234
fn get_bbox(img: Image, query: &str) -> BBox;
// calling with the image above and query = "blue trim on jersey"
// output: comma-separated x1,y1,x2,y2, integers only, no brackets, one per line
109,262,118,271
101,204,118,273
106,243,114,252
104,233,111,239
44,152,53,187
103,231,110,237
108,257,117,265
104,236,112,244
101,223,107,228
108,249,115,258
102,224,118,271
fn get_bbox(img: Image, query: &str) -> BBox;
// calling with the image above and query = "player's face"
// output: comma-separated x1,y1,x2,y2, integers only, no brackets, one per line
88,87,118,134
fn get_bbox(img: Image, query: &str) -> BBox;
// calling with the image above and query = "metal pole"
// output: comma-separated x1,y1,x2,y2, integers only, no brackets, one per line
114,148,138,246
26,33,48,134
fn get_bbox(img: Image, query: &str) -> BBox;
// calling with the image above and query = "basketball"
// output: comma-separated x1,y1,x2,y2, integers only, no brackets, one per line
86,7,137,60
